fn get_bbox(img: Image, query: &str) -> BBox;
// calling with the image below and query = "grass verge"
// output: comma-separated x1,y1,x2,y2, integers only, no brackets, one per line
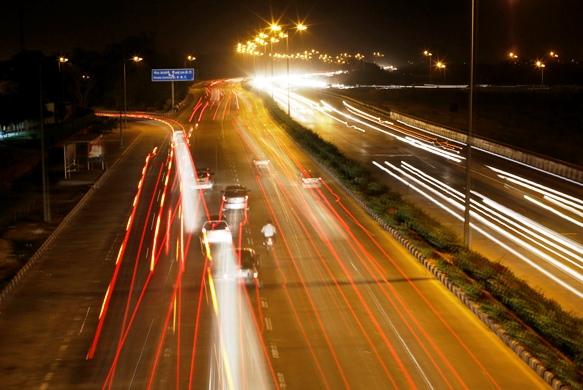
252,88,583,389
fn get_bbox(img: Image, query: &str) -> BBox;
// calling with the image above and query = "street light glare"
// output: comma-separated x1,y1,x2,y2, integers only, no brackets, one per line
131,55,143,62
270,23,281,32
58,56,69,63
296,23,308,32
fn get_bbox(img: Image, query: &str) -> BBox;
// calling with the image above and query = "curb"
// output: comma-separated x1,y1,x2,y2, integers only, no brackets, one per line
0,133,144,312
318,163,569,390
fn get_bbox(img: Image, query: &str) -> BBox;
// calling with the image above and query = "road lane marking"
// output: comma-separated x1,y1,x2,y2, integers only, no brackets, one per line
265,317,273,331
270,343,279,359
79,306,91,334
129,319,155,388
277,372,287,389
261,299,268,308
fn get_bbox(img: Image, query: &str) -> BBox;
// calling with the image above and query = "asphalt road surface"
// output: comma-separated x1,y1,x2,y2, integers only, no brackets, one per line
0,82,548,389
260,84,583,316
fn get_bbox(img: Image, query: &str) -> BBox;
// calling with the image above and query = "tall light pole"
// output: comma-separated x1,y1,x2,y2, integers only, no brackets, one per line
269,23,282,98
57,56,68,123
39,62,51,223
535,60,546,86
436,61,446,82
284,22,308,116
463,0,477,249
122,55,143,148
423,50,433,83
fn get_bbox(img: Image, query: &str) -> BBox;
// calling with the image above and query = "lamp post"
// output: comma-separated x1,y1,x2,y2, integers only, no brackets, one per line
284,22,308,116
122,55,143,148
535,60,546,86
423,50,433,82
463,0,477,249
39,62,51,223
57,56,68,123
436,61,446,82
508,51,518,62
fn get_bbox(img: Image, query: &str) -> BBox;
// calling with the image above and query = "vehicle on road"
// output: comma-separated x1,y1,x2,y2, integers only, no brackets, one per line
193,168,215,190
300,169,322,188
222,185,249,210
200,220,233,246
237,248,260,285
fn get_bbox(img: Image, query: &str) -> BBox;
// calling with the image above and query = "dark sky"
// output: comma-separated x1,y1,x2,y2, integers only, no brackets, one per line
2,0,582,65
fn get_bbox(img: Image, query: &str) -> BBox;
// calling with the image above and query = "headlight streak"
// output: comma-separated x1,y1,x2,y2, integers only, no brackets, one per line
488,166,583,210
373,160,583,299
524,195,583,228
173,131,200,232
392,161,583,281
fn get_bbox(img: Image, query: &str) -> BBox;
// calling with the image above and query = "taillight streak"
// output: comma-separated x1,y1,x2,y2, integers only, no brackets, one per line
319,178,501,389
255,174,343,390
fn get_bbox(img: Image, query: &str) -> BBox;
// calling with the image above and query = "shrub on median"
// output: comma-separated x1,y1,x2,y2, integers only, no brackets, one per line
252,88,583,388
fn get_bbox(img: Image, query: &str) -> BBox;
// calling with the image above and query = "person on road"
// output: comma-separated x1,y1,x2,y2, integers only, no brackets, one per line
261,220,277,244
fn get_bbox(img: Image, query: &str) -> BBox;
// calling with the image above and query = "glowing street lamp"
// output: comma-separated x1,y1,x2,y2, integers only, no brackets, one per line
549,51,559,59
270,23,281,32
122,55,144,147
508,51,518,61
423,50,433,81
435,61,446,82
296,23,307,32
535,60,546,85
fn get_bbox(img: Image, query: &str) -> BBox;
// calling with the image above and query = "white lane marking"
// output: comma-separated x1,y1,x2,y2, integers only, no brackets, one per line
261,299,269,309
277,372,287,389
145,247,150,260
371,295,435,390
265,317,273,331
129,319,155,388
270,343,279,359
79,306,91,334
150,214,156,230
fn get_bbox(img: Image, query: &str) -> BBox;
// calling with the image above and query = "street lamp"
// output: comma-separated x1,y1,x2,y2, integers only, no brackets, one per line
423,50,433,82
549,51,559,60
57,56,69,123
508,51,518,62
435,61,446,82
535,60,546,85
121,55,143,147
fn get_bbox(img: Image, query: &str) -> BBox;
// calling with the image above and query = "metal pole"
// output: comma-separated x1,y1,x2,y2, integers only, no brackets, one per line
463,0,477,248
58,61,65,123
541,68,544,86
270,41,274,98
39,63,51,223
286,36,290,115
121,61,126,148
171,80,175,109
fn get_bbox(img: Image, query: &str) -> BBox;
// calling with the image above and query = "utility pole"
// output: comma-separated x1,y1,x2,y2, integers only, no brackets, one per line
171,80,175,109
121,60,126,148
463,0,477,248
39,63,51,223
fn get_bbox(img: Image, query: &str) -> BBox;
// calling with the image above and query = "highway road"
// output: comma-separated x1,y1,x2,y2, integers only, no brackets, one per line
0,81,549,389
253,81,583,316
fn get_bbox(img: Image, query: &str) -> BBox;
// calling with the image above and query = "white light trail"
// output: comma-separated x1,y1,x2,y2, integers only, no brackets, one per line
173,131,200,232
373,160,583,299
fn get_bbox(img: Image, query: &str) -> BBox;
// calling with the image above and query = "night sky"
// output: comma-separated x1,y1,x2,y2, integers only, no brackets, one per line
1,0,582,65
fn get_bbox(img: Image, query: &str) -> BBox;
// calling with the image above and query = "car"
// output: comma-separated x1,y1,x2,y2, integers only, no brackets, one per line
200,219,232,257
222,185,249,210
193,168,214,190
253,157,270,168
300,169,322,188
237,248,259,285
